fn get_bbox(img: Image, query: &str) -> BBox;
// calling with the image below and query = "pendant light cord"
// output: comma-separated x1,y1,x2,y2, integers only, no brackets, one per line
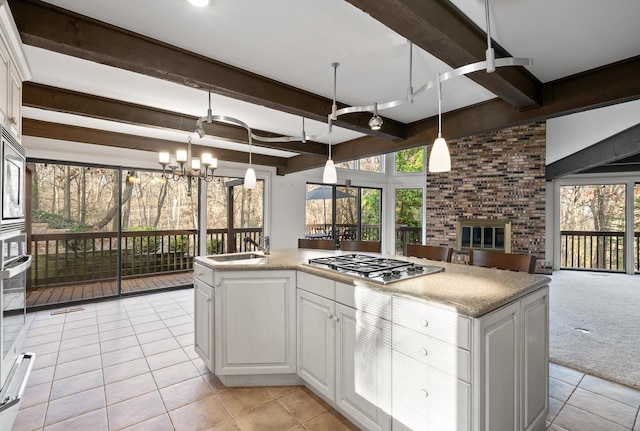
437,76,442,137
485,0,492,51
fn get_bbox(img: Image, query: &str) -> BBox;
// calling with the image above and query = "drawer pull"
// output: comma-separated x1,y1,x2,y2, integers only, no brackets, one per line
327,313,333,320
421,389,429,398
197,272,204,277
420,319,429,327
420,348,428,357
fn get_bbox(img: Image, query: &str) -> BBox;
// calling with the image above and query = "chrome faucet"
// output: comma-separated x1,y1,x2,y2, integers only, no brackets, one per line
244,236,270,255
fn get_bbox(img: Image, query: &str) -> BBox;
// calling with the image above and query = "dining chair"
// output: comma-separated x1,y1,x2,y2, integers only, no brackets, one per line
405,244,453,262
469,249,537,273
298,238,335,250
340,240,381,253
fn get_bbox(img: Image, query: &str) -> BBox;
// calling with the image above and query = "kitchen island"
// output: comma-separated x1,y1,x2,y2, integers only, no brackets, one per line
194,248,550,431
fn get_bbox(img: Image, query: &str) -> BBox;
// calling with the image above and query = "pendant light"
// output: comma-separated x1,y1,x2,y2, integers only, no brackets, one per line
244,131,257,189
428,76,451,172
322,122,337,184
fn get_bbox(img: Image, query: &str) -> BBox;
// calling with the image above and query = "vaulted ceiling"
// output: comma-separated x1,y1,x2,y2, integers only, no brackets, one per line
9,0,640,175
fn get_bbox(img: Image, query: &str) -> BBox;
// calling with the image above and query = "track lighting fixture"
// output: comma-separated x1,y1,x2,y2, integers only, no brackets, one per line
368,103,383,131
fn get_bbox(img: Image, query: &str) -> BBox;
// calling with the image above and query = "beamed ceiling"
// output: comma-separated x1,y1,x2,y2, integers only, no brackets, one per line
8,0,640,175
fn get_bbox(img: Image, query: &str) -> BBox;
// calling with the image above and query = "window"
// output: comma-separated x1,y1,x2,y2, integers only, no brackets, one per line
205,178,264,254
560,184,626,271
394,188,423,255
395,147,424,173
305,183,382,245
335,156,383,172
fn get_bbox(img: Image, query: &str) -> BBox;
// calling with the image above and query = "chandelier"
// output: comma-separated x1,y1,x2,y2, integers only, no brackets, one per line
158,135,217,196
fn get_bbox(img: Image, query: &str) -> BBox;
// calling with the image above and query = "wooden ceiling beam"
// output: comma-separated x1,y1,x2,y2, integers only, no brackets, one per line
345,0,540,109
23,119,288,168
23,83,328,157
10,0,406,141
546,122,640,180
282,56,640,174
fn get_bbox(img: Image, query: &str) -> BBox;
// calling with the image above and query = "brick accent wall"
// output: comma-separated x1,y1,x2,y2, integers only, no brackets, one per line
426,121,546,258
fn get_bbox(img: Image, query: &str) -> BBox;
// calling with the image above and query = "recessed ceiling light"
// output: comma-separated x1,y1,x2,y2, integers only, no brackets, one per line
188,0,209,7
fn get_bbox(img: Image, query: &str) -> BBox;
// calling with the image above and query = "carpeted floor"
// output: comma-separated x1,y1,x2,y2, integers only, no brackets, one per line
549,270,640,390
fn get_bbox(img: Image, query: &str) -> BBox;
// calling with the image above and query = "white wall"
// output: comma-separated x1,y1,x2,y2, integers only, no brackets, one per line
546,99,640,164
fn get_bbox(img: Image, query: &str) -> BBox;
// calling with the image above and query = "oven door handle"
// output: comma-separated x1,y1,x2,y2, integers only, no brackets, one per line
0,255,31,279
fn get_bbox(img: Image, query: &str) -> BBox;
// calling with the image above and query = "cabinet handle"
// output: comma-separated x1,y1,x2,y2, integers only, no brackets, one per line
332,315,340,322
206,298,211,303
420,348,428,357
214,282,221,288
9,116,17,125
421,389,429,398
197,272,204,277
326,313,333,320
420,319,429,327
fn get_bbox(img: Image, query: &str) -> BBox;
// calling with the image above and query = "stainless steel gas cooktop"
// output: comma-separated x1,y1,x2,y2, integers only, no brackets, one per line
305,254,444,284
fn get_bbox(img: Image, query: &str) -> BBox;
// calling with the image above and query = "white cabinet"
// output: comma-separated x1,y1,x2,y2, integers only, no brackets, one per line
215,270,296,376
8,62,20,138
0,41,8,125
297,272,391,431
194,278,213,370
0,2,31,140
336,303,391,431
475,300,520,431
393,287,549,431
392,298,472,431
520,288,549,431
297,288,335,401
193,263,214,371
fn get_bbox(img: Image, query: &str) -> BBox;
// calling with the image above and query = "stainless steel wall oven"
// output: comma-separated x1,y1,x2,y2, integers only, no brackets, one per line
0,125,33,429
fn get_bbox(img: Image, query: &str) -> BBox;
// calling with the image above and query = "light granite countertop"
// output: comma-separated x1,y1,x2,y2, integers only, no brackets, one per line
194,248,550,318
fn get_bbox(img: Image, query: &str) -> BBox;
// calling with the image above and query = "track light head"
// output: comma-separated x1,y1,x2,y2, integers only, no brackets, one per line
194,126,206,139
368,115,383,131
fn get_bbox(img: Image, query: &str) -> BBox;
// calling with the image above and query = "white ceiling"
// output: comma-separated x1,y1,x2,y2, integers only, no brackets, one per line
19,0,640,160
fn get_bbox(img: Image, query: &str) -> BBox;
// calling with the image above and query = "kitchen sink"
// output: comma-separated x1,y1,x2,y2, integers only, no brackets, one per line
206,253,267,264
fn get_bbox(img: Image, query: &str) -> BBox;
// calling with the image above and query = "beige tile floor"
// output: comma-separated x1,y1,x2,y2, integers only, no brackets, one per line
12,288,640,431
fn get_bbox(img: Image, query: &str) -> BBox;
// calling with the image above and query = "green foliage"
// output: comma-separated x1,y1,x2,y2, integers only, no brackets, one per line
64,226,96,252
207,238,224,254
32,209,90,230
169,235,190,252
395,147,424,173
128,226,160,254
396,189,423,227
361,189,381,225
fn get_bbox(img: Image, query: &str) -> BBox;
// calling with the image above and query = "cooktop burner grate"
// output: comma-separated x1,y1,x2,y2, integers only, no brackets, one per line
306,254,444,284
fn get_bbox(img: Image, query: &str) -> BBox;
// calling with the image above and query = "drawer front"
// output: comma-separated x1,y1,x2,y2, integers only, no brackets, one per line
297,271,335,300
392,398,467,431
392,324,471,383
194,263,214,286
335,282,391,320
392,297,471,350
392,351,470,431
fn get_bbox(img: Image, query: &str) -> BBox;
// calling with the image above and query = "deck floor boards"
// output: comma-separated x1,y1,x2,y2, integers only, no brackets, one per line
27,271,193,308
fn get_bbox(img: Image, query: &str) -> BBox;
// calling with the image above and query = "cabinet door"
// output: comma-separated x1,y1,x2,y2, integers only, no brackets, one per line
521,288,549,431
476,301,520,431
0,41,8,125
336,304,391,431
194,278,214,372
297,288,335,401
215,271,296,375
8,63,20,138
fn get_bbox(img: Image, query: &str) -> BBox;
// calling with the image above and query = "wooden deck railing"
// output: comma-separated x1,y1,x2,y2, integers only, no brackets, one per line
395,225,422,255
31,227,263,288
560,230,640,272
304,224,381,241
